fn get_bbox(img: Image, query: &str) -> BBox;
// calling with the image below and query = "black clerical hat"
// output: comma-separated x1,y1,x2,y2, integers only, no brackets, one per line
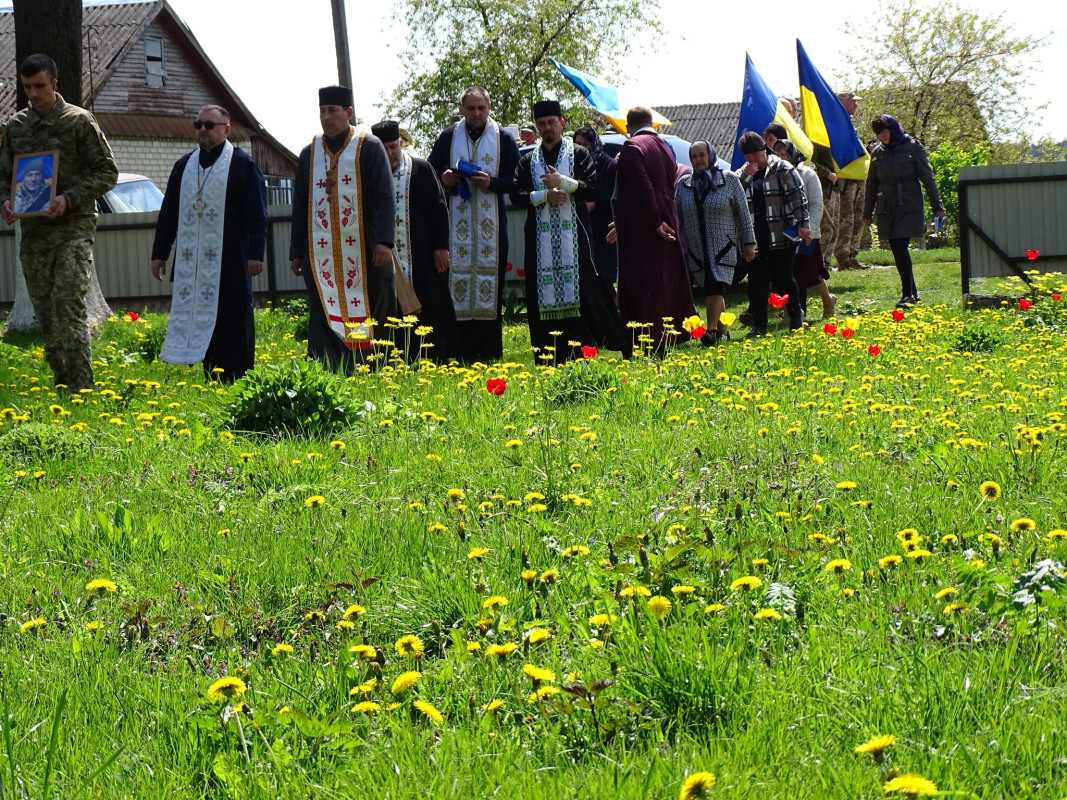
319,85,353,108
371,120,400,143
532,100,562,120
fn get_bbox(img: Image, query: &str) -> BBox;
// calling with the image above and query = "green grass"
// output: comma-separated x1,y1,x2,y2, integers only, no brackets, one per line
0,266,1065,799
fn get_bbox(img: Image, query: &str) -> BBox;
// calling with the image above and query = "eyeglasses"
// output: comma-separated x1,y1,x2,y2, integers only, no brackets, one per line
193,120,222,130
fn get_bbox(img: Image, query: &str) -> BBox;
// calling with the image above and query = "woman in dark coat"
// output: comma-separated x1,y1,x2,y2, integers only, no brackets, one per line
863,115,945,308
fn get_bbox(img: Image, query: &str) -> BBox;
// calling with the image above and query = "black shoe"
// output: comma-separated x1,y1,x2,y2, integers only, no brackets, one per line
739,311,755,327
788,309,805,331
745,327,766,339
700,332,717,347
895,295,916,308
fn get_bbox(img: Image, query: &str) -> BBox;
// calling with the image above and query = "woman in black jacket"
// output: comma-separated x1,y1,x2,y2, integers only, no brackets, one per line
863,115,945,308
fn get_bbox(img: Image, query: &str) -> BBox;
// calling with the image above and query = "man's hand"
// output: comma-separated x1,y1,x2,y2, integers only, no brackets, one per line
934,209,947,219
433,249,450,274
546,187,568,207
828,172,838,185
469,170,491,190
743,244,756,263
1,200,15,225
541,165,563,189
799,227,811,244
151,259,167,281
44,195,67,220
440,169,459,188
744,163,759,176
372,244,392,267
606,221,617,245
656,222,676,242
290,258,304,275
247,260,263,277
863,217,872,227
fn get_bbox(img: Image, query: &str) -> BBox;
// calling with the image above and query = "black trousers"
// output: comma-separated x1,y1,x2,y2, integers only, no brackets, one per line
747,246,801,329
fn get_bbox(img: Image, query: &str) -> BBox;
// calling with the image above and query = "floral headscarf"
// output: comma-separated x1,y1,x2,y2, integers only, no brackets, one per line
573,126,604,158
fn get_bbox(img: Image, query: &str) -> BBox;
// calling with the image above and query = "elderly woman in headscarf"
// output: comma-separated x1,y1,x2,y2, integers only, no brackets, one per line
674,140,755,344
863,114,945,308
573,126,619,283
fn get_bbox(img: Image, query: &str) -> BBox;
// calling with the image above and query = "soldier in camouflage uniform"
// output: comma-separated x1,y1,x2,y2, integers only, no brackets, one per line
832,91,869,271
1,54,118,392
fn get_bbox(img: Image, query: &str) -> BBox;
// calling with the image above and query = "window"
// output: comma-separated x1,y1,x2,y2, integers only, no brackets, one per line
145,35,164,87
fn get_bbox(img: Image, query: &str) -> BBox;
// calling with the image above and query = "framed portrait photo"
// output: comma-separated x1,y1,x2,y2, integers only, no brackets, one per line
10,150,59,218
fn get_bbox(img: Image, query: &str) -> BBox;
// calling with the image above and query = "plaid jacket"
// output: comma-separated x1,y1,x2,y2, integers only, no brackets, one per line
736,154,810,250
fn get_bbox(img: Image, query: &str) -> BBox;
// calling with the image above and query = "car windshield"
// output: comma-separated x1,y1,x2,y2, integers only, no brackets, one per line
102,179,164,213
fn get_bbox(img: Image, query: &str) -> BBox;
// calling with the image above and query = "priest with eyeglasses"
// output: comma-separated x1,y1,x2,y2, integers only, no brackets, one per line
150,104,268,381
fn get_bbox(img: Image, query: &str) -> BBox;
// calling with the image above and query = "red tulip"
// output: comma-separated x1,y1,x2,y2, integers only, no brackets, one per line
892,309,905,322
823,323,837,335
516,269,525,277
689,325,707,339
868,344,881,356
768,293,789,309
1026,249,1039,261
1019,299,1033,310
486,378,506,395
125,312,140,322
841,328,855,339
581,345,597,359
1053,294,1062,302
505,262,513,272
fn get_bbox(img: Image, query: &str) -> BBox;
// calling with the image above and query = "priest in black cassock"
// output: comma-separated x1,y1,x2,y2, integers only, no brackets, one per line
510,100,626,363
371,120,458,363
289,86,396,372
151,104,267,382
427,86,519,363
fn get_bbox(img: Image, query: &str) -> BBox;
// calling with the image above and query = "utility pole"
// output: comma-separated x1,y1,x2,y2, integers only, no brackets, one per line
331,0,353,90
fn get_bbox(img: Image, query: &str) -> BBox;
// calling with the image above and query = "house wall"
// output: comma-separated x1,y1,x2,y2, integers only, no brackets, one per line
108,136,252,188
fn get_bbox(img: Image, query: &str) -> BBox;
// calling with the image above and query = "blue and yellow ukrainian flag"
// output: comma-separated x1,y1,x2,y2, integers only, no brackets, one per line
796,40,869,180
731,54,811,170
550,59,671,133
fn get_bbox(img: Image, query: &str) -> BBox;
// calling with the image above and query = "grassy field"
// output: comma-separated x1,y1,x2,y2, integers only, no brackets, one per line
1,260,1065,799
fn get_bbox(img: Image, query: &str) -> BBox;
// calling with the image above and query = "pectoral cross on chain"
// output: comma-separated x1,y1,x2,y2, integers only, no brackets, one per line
192,192,208,218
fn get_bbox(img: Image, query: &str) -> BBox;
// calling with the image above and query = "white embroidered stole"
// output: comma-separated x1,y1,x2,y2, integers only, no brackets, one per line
160,140,233,366
448,118,501,320
393,150,414,283
308,129,372,349
530,138,580,320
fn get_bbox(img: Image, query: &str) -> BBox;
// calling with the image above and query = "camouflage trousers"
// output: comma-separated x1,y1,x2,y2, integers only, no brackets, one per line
833,179,866,262
20,230,95,392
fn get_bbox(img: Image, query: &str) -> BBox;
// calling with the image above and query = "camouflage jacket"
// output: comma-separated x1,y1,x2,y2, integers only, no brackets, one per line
0,93,118,232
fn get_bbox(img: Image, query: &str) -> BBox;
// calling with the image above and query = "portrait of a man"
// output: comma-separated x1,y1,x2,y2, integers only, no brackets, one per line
11,151,57,217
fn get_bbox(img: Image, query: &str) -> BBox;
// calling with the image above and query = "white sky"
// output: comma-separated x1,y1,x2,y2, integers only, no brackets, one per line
69,0,1067,154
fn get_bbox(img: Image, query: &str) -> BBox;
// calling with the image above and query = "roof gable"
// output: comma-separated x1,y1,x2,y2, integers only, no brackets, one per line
656,102,742,158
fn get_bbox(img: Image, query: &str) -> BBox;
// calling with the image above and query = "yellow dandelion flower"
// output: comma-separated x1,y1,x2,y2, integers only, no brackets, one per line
679,771,717,799
906,549,932,561
671,585,695,596
447,488,466,500
1049,529,1067,541
413,699,443,723
522,664,556,682
85,621,104,632
539,569,560,584
943,602,969,615
467,547,491,560
825,559,852,574
528,686,561,702
466,641,482,652
588,613,617,626
272,643,294,656
337,620,355,631
482,595,508,610
352,701,381,714
85,578,117,594
395,635,424,657
350,678,378,695
349,644,377,660
704,603,725,615
836,481,857,490
754,608,781,620
934,587,957,600
855,734,896,755
304,495,326,508
390,671,422,694
882,773,937,796
528,503,548,513
1010,518,1036,532
343,604,366,619
620,585,652,598
485,643,518,659
647,595,672,619
330,440,346,450
19,617,46,634
879,554,903,569
979,480,1002,500
206,676,247,702
505,439,523,448
521,569,538,583
481,699,505,712
730,576,762,592
428,522,447,532
526,627,552,644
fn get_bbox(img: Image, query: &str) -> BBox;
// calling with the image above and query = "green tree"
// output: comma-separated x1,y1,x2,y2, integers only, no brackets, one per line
926,142,989,244
386,0,658,146
843,0,1045,157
